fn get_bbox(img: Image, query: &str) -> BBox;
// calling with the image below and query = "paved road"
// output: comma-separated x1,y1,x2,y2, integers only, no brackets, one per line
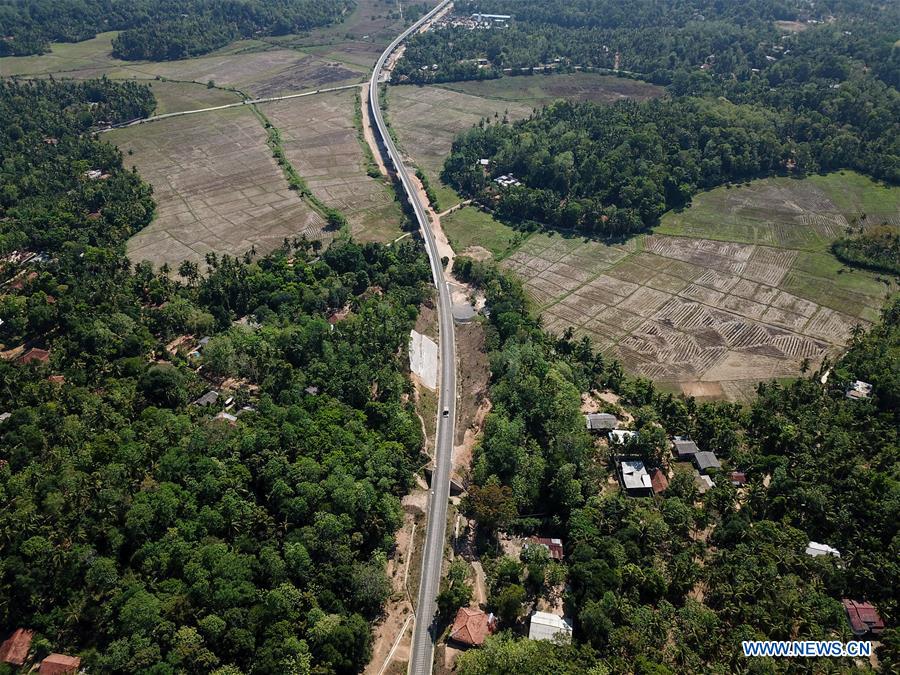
101,83,362,130
367,2,454,674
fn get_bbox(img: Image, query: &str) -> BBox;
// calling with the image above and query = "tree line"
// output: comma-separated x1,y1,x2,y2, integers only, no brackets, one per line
0,0,354,60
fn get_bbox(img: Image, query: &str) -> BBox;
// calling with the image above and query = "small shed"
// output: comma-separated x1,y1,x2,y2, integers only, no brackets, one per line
449,607,497,647
585,412,617,432
528,611,573,643
695,474,715,493
672,436,700,460
39,653,81,674
527,537,564,561
621,460,652,497
692,451,721,474
649,468,669,495
729,471,747,486
0,628,34,666
842,600,885,637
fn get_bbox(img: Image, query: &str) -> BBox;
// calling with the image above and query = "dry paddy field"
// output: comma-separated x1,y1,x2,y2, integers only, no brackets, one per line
263,88,404,242
110,106,326,269
499,172,898,401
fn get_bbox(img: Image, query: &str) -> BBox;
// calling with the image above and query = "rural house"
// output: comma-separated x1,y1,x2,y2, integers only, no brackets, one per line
528,611,573,642
842,600,885,637
671,436,700,460
585,412,617,432
0,628,33,667
845,380,873,401
526,537,564,561
620,460,653,497
806,541,841,558
692,451,721,474
729,471,747,486
16,348,50,365
449,607,497,647
696,474,715,493
39,653,81,674
192,390,219,407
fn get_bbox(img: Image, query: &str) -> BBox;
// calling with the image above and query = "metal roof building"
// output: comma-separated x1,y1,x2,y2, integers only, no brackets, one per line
528,612,573,642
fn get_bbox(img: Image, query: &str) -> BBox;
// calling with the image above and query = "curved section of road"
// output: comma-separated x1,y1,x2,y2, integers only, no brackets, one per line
368,2,454,674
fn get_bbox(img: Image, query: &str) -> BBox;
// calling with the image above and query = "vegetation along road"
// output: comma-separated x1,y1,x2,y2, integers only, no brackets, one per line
368,1,455,674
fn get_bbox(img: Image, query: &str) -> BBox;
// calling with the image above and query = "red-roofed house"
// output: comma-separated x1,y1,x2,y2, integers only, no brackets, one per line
16,348,50,365
528,537,564,561
730,471,747,486
650,468,669,495
39,653,81,674
449,607,497,648
0,628,34,666
843,600,885,637
47,375,65,385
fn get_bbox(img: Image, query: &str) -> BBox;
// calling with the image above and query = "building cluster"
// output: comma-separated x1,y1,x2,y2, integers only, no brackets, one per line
434,12,512,30
494,174,522,188
0,629,81,673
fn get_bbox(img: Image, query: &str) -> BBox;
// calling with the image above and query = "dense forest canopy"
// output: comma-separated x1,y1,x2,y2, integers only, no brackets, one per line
0,78,435,673
395,0,899,88
451,257,900,673
0,0,354,60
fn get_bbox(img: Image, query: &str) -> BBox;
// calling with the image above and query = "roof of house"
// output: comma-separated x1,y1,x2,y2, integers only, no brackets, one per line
0,412,11,423
197,337,211,347
450,607,496,647
729,471,747,485
0,628,34,666
650,468,669,494
47,375,65,384
192,390,219,407
696,474,715,493
215,411,238,423
529,537,564,560
585,412,618,431
672,437,700,458
621,460,652,493
528,611,573,642
842,600,885,636
693,451,721,472
39,653,81,674
609,429,637,444
845,380,873,400
16,348,50,365
806,541,841,558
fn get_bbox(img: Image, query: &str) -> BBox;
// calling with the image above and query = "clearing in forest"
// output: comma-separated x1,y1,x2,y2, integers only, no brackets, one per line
460,172,897,402
263,88,405,243
111,106,326,269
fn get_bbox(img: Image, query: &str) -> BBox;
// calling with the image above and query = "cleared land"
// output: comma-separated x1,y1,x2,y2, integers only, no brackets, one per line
146,80,242,115
110,106,325,269
491,172,898,400
437,72,665,106
263,88,404,242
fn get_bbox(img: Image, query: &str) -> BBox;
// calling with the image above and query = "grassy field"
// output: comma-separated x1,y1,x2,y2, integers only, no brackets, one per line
146,80,242,115
262,88,405,243
441,206,520,257
461,173,899,401
109,106,325,270
437,72,665,106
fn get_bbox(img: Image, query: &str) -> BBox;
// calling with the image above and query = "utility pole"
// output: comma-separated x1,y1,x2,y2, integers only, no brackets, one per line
398,0,403,22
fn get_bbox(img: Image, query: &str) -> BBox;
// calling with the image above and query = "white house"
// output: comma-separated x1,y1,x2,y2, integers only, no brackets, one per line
806,541,841,558
528,611,573,643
